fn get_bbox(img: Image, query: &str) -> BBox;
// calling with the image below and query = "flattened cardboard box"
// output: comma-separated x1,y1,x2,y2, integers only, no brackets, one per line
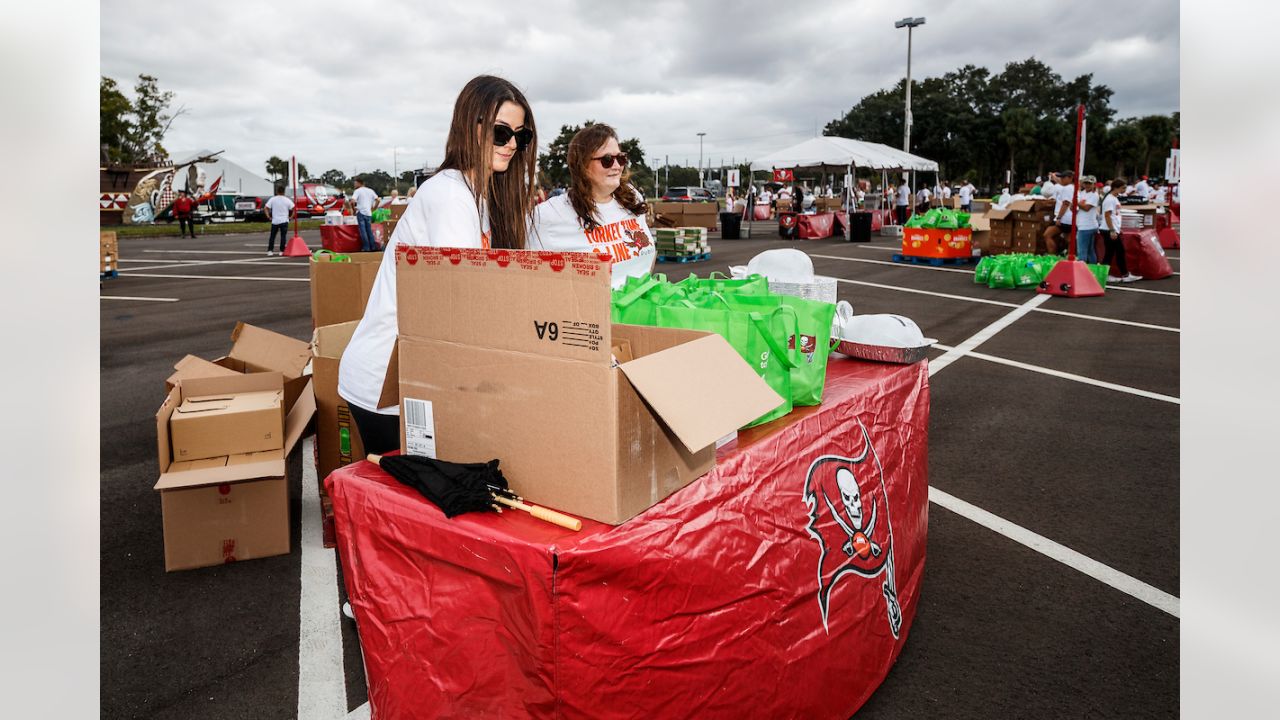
312,321,366,485
164,321,312,412
154,374,315,571
310,252,383,329
394,247,782,525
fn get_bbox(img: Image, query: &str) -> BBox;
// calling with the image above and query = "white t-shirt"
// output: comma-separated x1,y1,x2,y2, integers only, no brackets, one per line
1154,187,1167,203
896,184,911,206
528,193,656,290
941,185,952,199
1100,194,1122,232
1075,190,1100,230
958,184,975,204
338,170,490,415
1055,186,1074,226
916,188,931,204
1134,180,1151,199
264,195,293,224
352,186,378,215
759,190,772,203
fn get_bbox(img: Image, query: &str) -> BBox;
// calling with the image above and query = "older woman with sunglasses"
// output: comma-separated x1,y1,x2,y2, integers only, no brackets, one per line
528,123,655,288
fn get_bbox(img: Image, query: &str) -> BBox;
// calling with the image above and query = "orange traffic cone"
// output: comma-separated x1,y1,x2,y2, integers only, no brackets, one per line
283,235,311,257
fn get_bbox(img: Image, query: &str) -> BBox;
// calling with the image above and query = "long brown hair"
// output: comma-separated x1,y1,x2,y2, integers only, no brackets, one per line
566,123,647,232
438,75,537,249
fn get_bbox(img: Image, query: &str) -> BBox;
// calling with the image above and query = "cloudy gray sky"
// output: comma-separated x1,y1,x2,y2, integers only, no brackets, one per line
101,0,1179,180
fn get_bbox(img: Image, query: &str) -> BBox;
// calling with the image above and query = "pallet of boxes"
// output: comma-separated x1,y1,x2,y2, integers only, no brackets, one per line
101,231,119,280
983,199,1055,256
153,323,316,571
655,227,710,263
650,200,719,231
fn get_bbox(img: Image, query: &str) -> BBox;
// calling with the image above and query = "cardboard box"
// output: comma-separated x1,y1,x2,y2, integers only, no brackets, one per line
680,202,719,229
164,322,312,413
902,228,973,259
101,231,119,274
309,252,383,328
154,375,315,571
169,374,285,462
392,247,782,525
312,321,366,486
389,203,409,219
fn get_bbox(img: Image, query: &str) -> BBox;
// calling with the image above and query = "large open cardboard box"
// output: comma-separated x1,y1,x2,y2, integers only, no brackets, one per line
164,322,312,413
154,373,315,571
392,247,781,525
310,252,384,328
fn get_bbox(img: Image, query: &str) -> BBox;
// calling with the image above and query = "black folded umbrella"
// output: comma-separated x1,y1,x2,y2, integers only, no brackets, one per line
367,454,583,531
371,454,511,518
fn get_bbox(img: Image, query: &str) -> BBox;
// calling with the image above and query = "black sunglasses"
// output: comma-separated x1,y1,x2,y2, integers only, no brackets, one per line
593,153,629,169
493,124,534,150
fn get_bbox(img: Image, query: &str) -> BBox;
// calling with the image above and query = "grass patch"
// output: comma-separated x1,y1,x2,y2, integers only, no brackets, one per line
105,219,328,238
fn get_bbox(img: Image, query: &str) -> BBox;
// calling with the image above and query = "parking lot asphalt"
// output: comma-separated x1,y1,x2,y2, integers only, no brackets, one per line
100,220,1179,718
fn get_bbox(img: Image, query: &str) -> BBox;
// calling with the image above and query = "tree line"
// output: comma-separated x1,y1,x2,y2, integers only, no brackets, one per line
823,57,1178,189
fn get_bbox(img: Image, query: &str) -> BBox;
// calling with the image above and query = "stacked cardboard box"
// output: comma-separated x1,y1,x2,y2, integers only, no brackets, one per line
154,323,316,571
100,231,118,276
655,228,710,258
310,252,383,328
986,199,1055,255
651,200,721,228
392,247,781,525
816,197,842,212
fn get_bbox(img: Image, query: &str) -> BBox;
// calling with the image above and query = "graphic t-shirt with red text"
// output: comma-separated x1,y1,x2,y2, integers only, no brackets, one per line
528,194,655,289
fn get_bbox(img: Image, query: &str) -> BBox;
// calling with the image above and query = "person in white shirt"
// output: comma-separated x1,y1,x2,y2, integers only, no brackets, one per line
1100,178,1141,283
957,179,976,212
263,185,294,256
1133,176,1151,200
941,183,952,203
915,186,932,214
996,187,1013,208
1074,175,1101,264
895,178,911,225
1154,184,1168,203
529,123,656,288
350,178,381,252
1050,171,1076,255
338,74,538,455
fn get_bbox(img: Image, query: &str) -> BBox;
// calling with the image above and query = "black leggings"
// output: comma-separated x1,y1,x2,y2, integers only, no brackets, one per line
348,403,402,456
1100,230,1128,275
178,216,195,237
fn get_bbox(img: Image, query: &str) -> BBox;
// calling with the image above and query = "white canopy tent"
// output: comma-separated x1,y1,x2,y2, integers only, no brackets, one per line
749,136,938,174
748,137,940,230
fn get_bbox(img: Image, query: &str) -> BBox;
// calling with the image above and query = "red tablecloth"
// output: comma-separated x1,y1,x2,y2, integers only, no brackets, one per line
753,203,771,220
319,223,385,253
797,212,836,239
328,359,931,719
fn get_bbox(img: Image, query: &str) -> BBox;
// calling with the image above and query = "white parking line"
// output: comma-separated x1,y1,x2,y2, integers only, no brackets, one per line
99,296,179,302
298,437,347,719
144,249,274,255
928,487,1179,618
928,293,1050,375
931,343,1180,404
122,273,309,282
833,277,1179,333
927,300,1180,618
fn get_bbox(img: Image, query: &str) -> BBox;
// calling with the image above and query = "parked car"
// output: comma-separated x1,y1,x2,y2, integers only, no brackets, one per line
234,183,347,220
661,186,716,202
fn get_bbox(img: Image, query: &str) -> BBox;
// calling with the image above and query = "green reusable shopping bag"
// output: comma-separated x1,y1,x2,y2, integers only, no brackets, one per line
371,208,391,223
987,256,1018,289
610,274,683,326
678,271,771,296
690,291,836,406
1087,263,1110,288
310,249,351,263
655,301,799,428
934,209,959,229
974,256,994,284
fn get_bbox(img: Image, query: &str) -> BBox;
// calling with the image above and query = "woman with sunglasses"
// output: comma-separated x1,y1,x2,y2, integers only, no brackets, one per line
528,123,654,288
338,75,537,455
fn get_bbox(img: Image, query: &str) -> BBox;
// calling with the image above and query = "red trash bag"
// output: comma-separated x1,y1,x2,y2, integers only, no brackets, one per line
1120,229,1173,280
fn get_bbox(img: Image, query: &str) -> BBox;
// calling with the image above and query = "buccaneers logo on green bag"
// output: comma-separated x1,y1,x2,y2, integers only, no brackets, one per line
802,421,902,636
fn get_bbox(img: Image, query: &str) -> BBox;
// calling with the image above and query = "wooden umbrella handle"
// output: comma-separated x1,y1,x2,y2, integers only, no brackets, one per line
367,454,383,465
493,496,583,532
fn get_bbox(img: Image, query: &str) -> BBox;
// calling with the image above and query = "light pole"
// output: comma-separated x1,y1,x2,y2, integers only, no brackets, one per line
894,17,925,154
697,132,706,188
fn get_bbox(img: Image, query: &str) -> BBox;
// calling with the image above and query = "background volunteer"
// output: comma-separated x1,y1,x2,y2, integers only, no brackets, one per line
350,178,380,252
1074,175,1101,264
1101,178,1141,283
528,123,655,289
338,75,538,454
264,185,293,256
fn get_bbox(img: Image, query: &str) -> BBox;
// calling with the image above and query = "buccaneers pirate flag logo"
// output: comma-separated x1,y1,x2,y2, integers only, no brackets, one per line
802,421,903,636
